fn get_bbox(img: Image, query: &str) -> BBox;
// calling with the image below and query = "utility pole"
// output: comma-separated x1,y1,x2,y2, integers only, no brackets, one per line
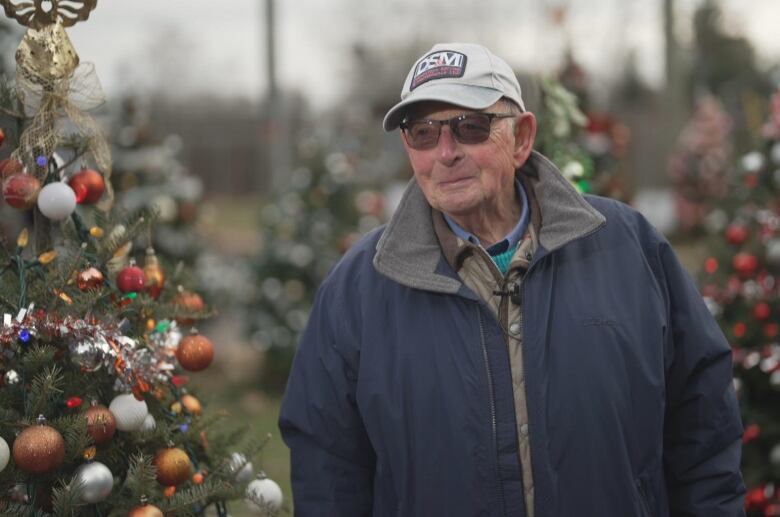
662,0,687,186
262,0,289,192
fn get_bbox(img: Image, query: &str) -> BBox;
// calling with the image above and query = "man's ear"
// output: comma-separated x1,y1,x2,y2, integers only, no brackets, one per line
512,112,537,169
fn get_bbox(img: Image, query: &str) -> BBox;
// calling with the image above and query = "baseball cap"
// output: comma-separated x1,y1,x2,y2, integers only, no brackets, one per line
382,42,525,131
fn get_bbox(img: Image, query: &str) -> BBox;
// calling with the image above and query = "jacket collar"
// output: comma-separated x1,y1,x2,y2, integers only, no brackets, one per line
372,151,606,293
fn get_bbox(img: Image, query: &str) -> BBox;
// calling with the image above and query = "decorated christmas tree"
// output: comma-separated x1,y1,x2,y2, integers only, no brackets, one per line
0,3,281,515
695,87,780,516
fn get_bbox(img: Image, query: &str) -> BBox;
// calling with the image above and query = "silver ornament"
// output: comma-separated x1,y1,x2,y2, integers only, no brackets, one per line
767,239,780,266
245,473,283,513
771,444,780,466
75,461,114,503
140,413,157,432
228,452,255,483
741,280,762,303
3,370,20,385
69,336,111,372
0,436,9,471
109,394,148,431
741,151,765,172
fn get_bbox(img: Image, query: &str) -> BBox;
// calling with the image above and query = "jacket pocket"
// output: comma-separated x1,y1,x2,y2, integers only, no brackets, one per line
635,479,652,517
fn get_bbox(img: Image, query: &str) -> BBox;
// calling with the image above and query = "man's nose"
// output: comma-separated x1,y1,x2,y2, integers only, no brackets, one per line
437,126,462,165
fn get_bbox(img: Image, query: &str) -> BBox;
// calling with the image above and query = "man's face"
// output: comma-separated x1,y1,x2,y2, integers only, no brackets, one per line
401,100,535,218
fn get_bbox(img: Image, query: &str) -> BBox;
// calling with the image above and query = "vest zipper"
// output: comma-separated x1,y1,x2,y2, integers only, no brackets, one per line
477,306,507,516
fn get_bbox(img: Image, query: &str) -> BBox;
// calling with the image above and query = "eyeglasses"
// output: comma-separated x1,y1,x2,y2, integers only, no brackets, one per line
400,112,516,150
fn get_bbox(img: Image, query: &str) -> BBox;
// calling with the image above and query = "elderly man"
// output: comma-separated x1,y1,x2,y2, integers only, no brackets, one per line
279,43,745,517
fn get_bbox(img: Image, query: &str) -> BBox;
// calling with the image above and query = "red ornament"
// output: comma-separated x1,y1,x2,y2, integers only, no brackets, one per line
171,375,189,387
175,333,214,372
77,267,104,292
172,289,204,325
0,158,23,179
2,173,41,210
117,263,146,293
704,257,718,275
744,173,759,189
733,322,747,338
765,323,779,338
743,423,761,443
65,396,83,409
724,224,748,246
0,128,5,147
746,486,767,510
732,252,759,278
67,168,105,204
753,302,771,321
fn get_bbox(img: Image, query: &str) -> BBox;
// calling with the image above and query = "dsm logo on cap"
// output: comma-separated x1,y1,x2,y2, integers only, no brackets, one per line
411,51,467,90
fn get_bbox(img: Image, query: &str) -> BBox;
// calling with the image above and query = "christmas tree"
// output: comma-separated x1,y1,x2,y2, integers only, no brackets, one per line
248,130,386,393
0,4,281,515
695,87,780,516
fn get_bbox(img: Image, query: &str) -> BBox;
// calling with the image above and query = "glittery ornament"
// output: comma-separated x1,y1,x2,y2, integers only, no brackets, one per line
67,168,104,204
180,394,202,416
36,182,76,221
143,248,165,300
109,394,148,432
4,370,20,385
84,404,116,445
153,447,191,486
172,289,204,325
0,436,10,471
228,452,254,483
2,173,41,210
116,261,146,293
245,473,283,512
74,461,113,503
12,417,66,474
77,267,104,291
175,332,214,371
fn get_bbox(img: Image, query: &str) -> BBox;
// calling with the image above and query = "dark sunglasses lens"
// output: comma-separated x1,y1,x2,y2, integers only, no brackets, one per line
407,121,439,149
454,114,492,143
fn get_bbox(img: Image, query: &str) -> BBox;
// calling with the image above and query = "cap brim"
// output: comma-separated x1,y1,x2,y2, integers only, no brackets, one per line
382,84,504,131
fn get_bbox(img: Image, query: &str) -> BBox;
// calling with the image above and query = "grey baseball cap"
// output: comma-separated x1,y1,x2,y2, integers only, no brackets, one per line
383,42,525,131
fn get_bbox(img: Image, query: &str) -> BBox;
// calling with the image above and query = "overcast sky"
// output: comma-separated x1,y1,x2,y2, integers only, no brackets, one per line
49,0,780,110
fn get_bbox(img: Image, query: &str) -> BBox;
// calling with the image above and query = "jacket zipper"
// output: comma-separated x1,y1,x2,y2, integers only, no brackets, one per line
477,306,507,516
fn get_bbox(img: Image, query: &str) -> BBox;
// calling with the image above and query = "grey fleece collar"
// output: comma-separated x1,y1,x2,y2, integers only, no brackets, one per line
372,151,606,293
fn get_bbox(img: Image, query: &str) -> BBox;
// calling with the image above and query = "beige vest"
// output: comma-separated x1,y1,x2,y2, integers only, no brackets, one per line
432,184,541,517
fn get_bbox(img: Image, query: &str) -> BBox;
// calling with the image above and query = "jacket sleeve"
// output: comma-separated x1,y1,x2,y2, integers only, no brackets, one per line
278,281,376,516
657,238,746,516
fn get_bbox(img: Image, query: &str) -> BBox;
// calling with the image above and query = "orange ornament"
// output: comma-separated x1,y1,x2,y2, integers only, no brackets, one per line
12,421,66,474
153,447,192,486
143,248,165,300
67,168,105,205
84,404,116,445
172,288,204,325
163,486,176,498
127,503,164,517
180,394,202,416
192,472,205,485
175,333,214,372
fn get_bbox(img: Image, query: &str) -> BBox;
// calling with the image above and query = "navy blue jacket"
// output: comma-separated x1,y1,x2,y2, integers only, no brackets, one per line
279,153,745,516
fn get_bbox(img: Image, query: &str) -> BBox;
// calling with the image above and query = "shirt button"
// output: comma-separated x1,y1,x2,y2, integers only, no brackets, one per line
520,424,529,436
509,322,521,336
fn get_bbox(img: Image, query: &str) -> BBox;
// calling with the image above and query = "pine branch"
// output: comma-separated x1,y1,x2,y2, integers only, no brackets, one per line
160,478,231,515
54,414,91,463
28,365,64,417
50,475,87,516
21,346,57,374
121,453,157,503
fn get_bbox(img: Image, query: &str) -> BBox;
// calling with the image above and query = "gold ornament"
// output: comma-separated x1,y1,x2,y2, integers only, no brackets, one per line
170,402,182,415
175,332,214,372
89,226,104,238
0,0,98,30
180,394,202,416
12,418,66,474
143,248,165,300
153,447,191,486
15,20,78,83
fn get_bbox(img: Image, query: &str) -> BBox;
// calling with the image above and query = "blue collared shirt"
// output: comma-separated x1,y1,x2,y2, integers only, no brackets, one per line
443,178,529,256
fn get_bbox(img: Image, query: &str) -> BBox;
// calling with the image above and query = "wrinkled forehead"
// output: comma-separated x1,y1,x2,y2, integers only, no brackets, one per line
405,99,506,121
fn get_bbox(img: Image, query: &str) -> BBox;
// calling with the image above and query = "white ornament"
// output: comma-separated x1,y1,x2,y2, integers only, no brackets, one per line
109,394,148,431
75,461,114,503
0,437,9,471
140,413,157,432
228,452,254,483
37,182,76,220
741,151,765,172
245,473,283,512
